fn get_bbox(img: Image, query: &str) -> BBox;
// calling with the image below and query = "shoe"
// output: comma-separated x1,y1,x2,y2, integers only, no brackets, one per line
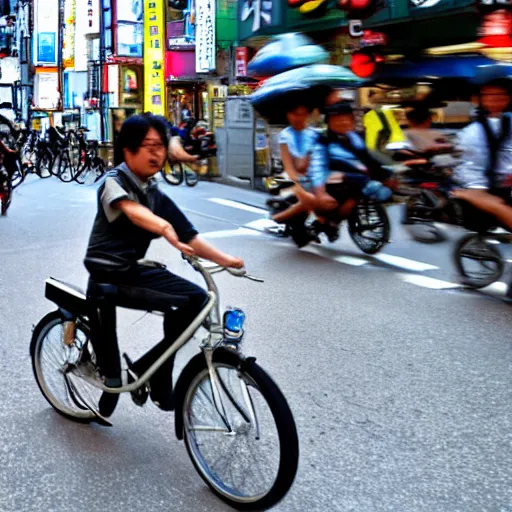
99,377,121,417
123,353,149,407
150,390,175,411
312,221,339,243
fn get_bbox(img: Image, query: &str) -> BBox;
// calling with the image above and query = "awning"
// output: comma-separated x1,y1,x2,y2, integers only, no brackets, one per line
371,55,509,85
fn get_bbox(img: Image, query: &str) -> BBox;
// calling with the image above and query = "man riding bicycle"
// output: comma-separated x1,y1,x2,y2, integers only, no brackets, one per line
309,100,394,240
453,78,512,231
84,113,243,417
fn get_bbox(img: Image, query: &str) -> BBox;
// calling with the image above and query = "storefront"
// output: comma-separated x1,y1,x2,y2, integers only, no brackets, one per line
165,46,208,124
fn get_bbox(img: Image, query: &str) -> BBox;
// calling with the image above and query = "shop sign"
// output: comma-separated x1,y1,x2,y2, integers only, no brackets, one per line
240,0,272,33
409,0,442,7
35,71,59,109
196,0,216,73
143,0,165,115
235,47,248,77
478,0,512,12
63,0,76,68
360,30,387,46
117,0,144,57
33,0,59,65
84,0,99,33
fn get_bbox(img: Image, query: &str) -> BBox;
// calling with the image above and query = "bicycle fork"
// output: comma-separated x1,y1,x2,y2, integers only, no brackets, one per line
202,345,260,439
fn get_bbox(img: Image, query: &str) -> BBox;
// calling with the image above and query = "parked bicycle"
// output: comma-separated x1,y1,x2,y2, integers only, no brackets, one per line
31,254,299,510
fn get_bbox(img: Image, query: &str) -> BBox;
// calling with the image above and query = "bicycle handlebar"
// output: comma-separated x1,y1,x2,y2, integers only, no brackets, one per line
182,254,264,282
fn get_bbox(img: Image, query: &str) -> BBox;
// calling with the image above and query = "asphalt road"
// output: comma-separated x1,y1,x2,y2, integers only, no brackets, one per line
1,176,511,512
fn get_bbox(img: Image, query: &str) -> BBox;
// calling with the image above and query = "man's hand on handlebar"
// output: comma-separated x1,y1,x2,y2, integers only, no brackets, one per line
218,255,245,269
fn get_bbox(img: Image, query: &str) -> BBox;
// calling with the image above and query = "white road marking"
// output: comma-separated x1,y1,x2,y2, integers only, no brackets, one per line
208,198,267,215
245,218,278,231
332,255,369,266
484,281,508,295
300,245,369,266
202,228,262,239
373,253,438,272
399,274,461,290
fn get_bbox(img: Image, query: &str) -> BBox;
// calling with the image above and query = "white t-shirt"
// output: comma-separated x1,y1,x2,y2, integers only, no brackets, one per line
279,126,317,159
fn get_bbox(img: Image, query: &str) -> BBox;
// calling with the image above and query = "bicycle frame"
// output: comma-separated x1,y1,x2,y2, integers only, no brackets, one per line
77,257,254,395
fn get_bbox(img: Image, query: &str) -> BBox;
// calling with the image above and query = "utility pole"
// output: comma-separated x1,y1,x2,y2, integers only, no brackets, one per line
57,0,64,112
98,0,106,141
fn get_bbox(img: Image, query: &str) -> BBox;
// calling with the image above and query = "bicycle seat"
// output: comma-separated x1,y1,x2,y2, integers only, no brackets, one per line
88,280,190,311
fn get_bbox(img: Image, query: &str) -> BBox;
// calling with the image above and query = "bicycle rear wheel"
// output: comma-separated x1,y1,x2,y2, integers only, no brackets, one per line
453,234,504,289
31,311,108,422
348,201,390,255
57,152,75,183
181,349,298,510
36,150,53,178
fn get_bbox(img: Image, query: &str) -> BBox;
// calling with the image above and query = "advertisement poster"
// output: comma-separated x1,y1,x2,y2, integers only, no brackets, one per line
36,72,59,109
196,0,216,73
37,33,56,63
117,0,143,22
117,0,144,57
143,0,165,115
34,0,59,64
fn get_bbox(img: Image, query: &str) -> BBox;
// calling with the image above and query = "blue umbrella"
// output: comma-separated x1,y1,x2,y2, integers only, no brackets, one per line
372,56,512,84
250,64,366,123
247,33,328,77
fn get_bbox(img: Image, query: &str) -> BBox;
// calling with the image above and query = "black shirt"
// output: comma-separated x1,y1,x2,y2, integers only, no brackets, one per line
84,163,198,274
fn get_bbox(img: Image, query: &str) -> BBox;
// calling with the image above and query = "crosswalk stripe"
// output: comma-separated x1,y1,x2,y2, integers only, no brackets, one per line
202,228,263,239
399,274,461,290
373,253,438,272
209,198,268,215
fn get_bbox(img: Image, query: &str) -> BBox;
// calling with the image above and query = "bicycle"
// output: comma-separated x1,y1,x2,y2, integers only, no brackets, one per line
31,255,299,510
161,159,199,187
74,130,106,185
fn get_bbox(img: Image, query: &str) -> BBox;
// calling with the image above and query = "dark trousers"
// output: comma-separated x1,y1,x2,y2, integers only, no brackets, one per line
87,265,208,395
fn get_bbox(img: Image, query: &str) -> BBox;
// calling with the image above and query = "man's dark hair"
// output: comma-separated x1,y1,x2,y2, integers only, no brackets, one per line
114,113,169,166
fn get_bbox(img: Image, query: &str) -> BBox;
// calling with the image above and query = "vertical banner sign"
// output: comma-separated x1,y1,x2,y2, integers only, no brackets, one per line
196,0,216,73
235,47,248,77
63,0,76,68
144,0,165,115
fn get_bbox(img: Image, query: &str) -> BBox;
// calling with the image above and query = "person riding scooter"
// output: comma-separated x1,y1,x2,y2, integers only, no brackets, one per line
309,100,394,241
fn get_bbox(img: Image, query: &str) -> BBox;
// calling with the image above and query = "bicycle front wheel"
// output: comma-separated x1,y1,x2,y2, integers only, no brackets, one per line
182,349,299,510
348,201,390,255
453,234,504,289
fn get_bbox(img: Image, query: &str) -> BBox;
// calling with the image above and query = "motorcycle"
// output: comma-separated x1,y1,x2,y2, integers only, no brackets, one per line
264,174,391,255
386,142,462,243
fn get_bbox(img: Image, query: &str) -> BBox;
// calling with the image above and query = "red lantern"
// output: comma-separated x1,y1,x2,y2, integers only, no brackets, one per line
350,51,377,78
338,0,379,18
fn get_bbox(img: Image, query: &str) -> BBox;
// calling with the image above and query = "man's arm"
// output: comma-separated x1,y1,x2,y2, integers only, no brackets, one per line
188,236,244,268
116,199,194,255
